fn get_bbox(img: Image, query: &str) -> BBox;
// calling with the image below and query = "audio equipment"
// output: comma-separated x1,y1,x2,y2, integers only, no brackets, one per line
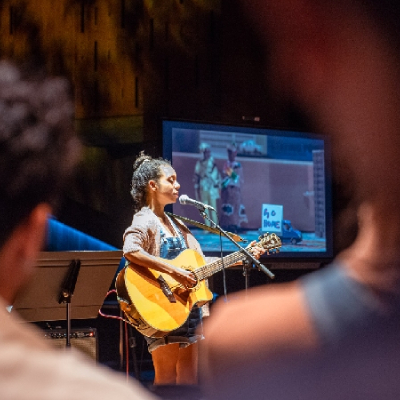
43,328,98,362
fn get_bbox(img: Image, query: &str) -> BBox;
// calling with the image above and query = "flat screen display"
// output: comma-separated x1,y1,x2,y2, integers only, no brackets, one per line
162,119,333,264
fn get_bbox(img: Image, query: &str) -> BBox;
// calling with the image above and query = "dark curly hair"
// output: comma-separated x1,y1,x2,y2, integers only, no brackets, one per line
130,151,172,213
0,60,81,248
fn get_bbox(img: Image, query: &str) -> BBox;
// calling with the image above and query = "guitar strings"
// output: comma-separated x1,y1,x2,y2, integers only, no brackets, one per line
169,236,280,290
196,236,280,281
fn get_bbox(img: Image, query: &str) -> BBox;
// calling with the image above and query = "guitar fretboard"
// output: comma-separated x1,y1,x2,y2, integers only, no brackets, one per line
193,234,281,281
195,250,248,281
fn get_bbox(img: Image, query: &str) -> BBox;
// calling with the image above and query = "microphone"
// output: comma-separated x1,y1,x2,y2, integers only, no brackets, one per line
179,194,215,211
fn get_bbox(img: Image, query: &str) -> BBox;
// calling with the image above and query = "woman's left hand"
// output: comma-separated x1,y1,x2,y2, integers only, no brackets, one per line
247,240,266,260
230,241,266,267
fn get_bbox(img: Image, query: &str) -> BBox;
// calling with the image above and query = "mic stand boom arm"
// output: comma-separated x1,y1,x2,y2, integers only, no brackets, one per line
198,209,275,280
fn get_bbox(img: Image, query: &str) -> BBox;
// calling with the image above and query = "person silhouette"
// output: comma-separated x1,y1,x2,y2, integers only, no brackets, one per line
193,143,221,227
200,1,400,399
220,143,248,233
0,60,157,400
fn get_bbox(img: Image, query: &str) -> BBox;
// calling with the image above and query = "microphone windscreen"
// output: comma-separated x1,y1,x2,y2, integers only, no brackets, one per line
179,194,189,204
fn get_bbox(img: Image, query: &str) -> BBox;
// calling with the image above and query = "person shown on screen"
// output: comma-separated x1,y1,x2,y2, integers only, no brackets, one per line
220,142,248,233
199,0,400,399
193,143,221,227
122,152,265,385
0,60,157,400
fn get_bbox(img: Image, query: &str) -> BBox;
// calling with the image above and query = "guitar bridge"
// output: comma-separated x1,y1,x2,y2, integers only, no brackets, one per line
157,275,176,303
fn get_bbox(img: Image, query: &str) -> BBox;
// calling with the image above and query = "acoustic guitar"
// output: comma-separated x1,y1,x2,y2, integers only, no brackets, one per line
116,233,281,338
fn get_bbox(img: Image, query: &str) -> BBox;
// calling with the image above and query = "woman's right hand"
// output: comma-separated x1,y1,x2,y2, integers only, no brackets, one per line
172,267,197,289
126,250,197,289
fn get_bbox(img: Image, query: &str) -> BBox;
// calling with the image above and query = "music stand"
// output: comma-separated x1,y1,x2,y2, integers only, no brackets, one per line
12,250,123,347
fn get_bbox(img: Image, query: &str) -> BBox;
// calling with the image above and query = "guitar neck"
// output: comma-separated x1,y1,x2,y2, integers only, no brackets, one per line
195,250,248,281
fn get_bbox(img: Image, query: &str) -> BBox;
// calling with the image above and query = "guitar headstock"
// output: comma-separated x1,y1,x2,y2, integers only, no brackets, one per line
257,233,282,254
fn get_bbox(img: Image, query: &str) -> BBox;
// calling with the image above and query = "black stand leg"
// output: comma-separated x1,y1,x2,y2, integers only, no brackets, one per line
128,325,141,380
66,302,71,347
58,259,81,348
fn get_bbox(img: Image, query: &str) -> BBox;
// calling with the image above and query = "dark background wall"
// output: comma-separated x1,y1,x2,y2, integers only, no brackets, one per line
0,0,320,249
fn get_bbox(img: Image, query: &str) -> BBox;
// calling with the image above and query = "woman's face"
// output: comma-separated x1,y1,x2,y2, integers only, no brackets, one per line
153,165,180,205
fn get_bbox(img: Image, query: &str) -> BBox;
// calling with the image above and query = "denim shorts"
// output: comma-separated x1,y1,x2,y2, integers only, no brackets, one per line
145,306,203,353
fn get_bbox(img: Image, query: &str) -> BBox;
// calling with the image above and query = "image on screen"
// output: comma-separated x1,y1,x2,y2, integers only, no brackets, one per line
162,119,333,261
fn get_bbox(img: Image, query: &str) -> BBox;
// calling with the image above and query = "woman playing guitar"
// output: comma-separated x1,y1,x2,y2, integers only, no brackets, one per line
122,152,265,385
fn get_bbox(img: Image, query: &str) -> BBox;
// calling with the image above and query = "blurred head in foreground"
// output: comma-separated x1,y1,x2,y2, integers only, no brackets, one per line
0,60,80,303
200,1,400,399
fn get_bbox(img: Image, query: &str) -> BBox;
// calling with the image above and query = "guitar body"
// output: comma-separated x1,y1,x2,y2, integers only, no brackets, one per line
116,232,281,338
116,248,213,338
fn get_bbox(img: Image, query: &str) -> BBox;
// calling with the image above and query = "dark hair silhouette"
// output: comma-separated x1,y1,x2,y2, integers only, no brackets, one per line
0,60,80,247
130,151,172,213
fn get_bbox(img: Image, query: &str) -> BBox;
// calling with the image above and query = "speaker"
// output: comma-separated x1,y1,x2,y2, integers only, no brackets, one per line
43,328,98,362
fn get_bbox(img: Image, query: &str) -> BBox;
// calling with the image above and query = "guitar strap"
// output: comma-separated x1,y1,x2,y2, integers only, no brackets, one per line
166,212,245,242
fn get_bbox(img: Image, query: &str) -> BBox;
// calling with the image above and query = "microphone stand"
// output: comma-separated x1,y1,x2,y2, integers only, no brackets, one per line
197,208,275,283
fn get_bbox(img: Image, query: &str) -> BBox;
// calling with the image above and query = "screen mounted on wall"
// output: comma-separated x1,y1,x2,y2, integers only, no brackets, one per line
162,119,333,263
